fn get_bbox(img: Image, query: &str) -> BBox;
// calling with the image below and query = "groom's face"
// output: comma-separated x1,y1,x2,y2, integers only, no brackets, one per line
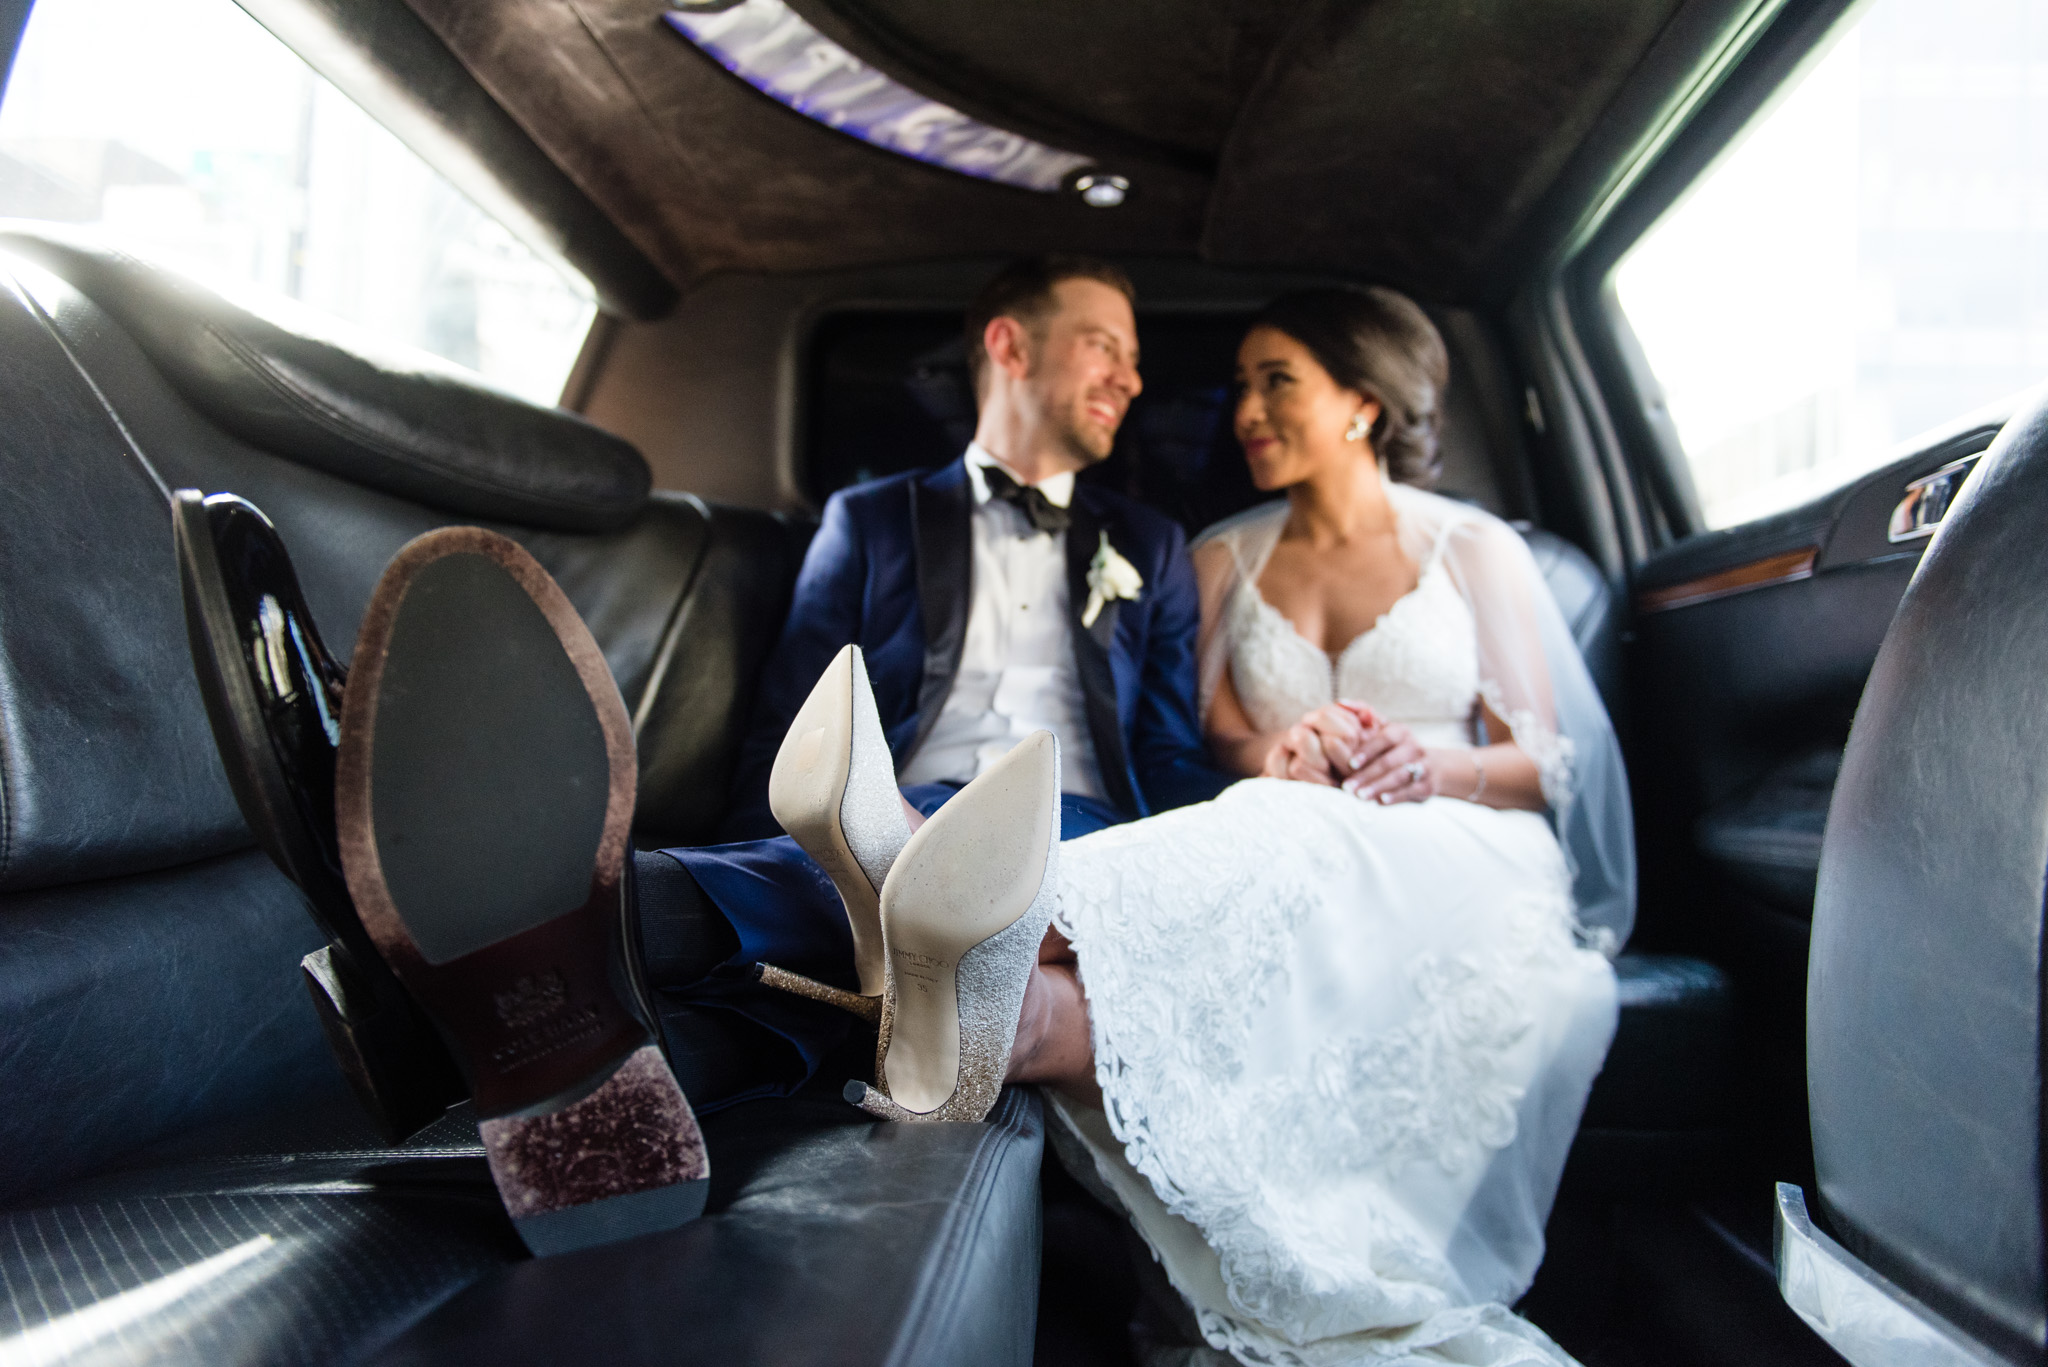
1014,279,1143,466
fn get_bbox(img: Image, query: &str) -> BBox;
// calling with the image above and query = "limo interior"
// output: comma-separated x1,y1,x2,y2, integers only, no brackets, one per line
0,0,2040,1364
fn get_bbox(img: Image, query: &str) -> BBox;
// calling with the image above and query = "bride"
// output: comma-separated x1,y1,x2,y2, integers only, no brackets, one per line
837,286,1632,1366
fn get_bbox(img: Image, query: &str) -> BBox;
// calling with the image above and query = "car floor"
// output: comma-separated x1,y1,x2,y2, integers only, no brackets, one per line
1033,1154,1850,1367
1519,1185,1848,1366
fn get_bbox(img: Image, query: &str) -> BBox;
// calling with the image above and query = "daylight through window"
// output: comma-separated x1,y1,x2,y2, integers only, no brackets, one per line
0,0,597,405
1614,0,2047,530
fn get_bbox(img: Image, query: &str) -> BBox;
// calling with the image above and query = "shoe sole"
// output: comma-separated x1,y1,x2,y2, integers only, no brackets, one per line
336,527,707,1252
877,731,1058,1115
768,643,903,999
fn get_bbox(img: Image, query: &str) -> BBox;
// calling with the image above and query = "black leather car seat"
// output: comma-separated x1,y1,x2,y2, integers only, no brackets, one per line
1776,385,2048,1363
0,224,808,1190
1518,526,1735,1163
0,226,1043,1366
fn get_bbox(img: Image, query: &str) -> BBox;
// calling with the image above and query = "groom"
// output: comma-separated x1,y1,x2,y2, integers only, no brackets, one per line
720,254,1226,841
648,256,1228,1103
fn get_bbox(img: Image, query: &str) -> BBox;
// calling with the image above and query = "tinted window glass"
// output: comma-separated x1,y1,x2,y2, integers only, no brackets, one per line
0,0,596,404
805,310,1266,534
1613,0,2048,529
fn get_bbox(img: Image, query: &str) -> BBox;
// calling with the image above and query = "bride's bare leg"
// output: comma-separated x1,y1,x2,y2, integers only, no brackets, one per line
1007,927,1101,1106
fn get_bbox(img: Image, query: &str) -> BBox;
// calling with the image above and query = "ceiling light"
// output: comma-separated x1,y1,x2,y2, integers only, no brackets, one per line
666,0,1091,193
1074,173,1129,209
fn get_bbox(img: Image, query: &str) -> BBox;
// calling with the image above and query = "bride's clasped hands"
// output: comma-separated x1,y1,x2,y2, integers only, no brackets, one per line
1264,698,1551,810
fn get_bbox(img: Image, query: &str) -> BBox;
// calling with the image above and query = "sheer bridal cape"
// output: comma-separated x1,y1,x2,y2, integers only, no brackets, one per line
1048,486,1634,1366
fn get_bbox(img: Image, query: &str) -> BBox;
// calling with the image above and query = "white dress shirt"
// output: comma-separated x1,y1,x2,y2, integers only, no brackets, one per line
898,444,1108,799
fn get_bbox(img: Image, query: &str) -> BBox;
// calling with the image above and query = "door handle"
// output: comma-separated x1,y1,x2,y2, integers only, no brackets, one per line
1888,455,1981,543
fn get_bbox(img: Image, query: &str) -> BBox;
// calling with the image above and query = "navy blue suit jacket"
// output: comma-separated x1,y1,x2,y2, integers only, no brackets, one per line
722,458,1230,839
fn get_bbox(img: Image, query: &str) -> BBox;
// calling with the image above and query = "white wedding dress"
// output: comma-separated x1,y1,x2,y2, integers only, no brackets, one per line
1047,487,1631,1367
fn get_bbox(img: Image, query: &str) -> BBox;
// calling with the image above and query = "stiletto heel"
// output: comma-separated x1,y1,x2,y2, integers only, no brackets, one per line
753,963,884,1023
335,527,708,1255
849,731,1060,1124
764,643,909,1012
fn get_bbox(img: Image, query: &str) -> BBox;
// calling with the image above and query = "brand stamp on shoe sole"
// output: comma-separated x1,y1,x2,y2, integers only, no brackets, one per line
894,949,949,989
496,970,568,1027
490,970,604,1072
491,1008,602,1070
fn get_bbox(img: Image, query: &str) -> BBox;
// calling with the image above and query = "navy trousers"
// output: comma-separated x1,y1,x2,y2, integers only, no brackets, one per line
647,783,1126,1111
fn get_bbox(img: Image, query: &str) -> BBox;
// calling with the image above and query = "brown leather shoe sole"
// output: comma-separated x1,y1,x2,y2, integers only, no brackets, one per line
336,527,707,1253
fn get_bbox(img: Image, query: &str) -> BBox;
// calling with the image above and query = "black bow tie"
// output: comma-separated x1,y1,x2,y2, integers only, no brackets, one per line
981,464,1071,535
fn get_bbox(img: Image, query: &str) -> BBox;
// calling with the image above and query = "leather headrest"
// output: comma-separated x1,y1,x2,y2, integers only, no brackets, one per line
0,224,650,532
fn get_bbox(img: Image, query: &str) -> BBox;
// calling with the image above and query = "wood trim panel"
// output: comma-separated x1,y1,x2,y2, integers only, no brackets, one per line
1635,547,1818,614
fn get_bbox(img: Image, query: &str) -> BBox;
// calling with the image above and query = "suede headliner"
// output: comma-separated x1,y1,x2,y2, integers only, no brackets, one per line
402,0,1688,300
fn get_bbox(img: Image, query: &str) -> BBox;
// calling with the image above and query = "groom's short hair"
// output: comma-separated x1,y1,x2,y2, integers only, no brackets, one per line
965,255,1136,399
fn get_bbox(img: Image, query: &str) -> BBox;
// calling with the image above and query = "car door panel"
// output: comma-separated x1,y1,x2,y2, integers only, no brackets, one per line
1630,417,2003,935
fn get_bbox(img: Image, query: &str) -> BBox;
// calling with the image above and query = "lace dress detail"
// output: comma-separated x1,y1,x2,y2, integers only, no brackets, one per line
1223,551,1479,742
1051,504,1622,1366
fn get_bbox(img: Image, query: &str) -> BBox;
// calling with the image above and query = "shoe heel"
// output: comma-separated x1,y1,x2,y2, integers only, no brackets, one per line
338,528,707,1252
481,1045,710,1256
868,732,1060,1123
755,962,883,1023
769,644,907,998
844,1079,909,1120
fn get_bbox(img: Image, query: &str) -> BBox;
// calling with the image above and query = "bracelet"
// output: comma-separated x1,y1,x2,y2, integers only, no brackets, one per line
1469,752,1488,804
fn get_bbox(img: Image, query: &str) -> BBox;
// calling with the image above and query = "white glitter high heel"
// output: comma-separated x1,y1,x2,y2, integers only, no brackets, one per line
758,644,910,1024
846,730,1059,1124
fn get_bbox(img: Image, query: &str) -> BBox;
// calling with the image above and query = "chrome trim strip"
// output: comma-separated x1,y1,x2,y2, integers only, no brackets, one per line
664,0,1094,193
1774,1184,2005,1367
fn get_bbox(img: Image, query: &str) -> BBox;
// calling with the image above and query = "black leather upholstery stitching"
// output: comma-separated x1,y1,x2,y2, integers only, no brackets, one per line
627,492,718,729
0,266,179,885
883,1086,1041,1367
0,669,13,885
0,230,644,528
16,305,174,499
202,323,616,515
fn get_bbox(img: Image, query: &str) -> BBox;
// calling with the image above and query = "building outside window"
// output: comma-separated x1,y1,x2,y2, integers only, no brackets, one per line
0,0,597,406
1614,0,2046,530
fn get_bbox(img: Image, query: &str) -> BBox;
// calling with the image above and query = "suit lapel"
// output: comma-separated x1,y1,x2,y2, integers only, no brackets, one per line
907,461,972,760
1066,492,1138,817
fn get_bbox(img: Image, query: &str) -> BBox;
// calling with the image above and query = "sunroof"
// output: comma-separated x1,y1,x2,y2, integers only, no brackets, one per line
665,0,1093,193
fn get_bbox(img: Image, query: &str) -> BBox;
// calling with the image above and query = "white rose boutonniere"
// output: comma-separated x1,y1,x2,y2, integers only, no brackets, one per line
1082,531,1144,628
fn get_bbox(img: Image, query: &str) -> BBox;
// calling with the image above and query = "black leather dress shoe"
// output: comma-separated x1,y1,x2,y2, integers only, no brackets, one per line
173,490,463,1140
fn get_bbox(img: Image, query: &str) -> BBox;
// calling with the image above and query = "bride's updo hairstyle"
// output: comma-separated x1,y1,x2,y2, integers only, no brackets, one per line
1251,286,1449,487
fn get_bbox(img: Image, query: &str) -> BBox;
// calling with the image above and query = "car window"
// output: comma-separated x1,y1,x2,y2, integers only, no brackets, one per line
1612,0,2047,531
0,0,596,406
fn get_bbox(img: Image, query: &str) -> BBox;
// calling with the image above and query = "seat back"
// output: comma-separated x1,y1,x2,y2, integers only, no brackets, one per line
1802,386,2047,1360
1520,524,1620,711
0,230,805,1202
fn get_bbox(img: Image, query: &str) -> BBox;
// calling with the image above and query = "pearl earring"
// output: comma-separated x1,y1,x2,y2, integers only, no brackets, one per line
1344,412,1370,443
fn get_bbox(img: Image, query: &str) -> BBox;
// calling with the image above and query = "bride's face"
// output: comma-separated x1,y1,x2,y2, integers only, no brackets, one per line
1233,326,1378,492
